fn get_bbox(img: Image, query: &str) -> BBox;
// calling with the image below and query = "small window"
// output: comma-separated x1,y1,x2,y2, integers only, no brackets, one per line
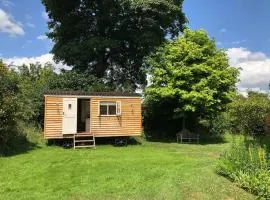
68,104,72,109
99,101,121,116
100,105,107,115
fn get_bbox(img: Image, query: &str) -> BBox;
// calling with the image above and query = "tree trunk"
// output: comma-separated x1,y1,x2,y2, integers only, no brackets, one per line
182,114,186,130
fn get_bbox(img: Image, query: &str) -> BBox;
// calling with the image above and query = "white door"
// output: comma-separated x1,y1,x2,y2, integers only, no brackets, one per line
62,98,77,134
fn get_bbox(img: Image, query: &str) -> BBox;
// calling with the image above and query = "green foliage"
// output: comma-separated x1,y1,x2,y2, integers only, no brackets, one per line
0,60,19,154
218,138,270,198
144,29,239,137
50,70,111,92
15,63,111,126
16,63,56,123
207,112,231,137
228,92,270,136
41,0,186,90
0,59,113,152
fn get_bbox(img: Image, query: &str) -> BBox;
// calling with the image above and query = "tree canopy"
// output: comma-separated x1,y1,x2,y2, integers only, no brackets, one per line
144,29,239,136
41,0,186,90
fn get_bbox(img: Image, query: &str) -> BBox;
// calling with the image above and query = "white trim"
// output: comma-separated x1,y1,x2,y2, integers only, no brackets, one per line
116,101,121,115
44,95,141,99
99,101,118,116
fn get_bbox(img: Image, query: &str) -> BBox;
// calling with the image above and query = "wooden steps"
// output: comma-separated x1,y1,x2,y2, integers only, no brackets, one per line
75,145,95,148
73,133,95,149
75,140,94,143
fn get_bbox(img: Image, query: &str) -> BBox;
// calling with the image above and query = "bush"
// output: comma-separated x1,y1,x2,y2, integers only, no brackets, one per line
218,138,270,198
209,113,231,136
228,92,270,136
0,61,20,155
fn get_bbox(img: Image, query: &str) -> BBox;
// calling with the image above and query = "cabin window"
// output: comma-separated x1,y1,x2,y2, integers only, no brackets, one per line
99,101,121,116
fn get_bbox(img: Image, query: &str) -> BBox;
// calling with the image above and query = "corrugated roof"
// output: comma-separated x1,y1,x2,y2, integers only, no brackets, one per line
45,90,141,97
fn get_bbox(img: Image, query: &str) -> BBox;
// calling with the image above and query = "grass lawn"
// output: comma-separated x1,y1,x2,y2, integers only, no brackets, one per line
0,139,254,200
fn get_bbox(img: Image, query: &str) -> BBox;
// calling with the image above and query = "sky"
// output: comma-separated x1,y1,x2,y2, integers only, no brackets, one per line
0,0,270,93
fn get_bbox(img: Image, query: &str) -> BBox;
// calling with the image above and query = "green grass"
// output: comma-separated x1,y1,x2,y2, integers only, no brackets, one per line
0,138,254,200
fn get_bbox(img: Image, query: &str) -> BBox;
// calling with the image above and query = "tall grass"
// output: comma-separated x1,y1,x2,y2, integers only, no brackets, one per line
218,136,270,198
0,123,43,156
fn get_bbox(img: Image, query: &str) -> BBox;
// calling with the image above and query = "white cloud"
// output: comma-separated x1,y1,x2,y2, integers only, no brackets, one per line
26,22,35,28
227,47,270,92
227,47,267,66
0,9,24,36
1,0,14,7
220,28,227,33
3,54,71,71
37,34,48,40
42,11,49,20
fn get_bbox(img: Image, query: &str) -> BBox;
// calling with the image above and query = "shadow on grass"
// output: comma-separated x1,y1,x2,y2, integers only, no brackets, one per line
145,133,227,145
47,136,142,149
0,135,40,157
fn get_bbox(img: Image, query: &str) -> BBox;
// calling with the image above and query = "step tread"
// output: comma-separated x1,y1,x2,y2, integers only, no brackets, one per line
75,134,94,137
75,140,94,142
75,145,95,148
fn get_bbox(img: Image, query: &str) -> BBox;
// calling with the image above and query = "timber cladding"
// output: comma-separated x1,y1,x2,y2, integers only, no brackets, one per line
90,97,142,136
44,95,142,139
44,96,63,138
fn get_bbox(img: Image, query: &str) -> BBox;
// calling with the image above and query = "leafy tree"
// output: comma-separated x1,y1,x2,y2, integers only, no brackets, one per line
50,70,111,92
41,0,186,90
16,63,56,124
0,60,19,153
144,29,239,137
228,92,270,136
16,63,111,126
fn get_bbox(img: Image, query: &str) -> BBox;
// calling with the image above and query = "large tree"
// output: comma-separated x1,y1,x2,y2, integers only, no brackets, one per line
144,29,239,136
41,0,186,90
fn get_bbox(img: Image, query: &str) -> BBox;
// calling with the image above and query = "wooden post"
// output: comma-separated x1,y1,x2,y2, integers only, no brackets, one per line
73,134,75,149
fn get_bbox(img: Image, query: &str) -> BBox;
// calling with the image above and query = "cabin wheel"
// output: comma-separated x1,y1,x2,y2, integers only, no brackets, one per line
114,138,128,147
63,140,72,148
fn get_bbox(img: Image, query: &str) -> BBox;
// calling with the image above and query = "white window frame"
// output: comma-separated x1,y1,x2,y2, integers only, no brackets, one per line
116,101,121,115
99,101,121,116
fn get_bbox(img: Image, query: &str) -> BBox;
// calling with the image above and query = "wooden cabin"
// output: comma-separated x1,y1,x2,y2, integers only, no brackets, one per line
44,91,142,148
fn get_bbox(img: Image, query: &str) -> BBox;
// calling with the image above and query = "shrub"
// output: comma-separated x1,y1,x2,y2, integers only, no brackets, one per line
218,138,270,198
228,92,270,136
0,61,20,155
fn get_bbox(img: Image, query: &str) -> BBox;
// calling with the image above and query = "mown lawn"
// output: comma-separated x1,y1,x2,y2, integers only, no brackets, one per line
0,140,254,200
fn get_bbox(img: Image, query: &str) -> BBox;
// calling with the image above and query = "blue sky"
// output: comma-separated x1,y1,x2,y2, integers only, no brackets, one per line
0,0,269,57
0,0,49,58
0,0,270,92
184,0,270,56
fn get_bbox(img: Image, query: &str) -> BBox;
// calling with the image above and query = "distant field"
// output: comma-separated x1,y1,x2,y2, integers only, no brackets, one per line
0,139,254,200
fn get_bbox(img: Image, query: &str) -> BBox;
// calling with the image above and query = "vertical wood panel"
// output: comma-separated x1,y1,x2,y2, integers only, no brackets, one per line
44,96,142,139
44,96,63,138
90,97,142,136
